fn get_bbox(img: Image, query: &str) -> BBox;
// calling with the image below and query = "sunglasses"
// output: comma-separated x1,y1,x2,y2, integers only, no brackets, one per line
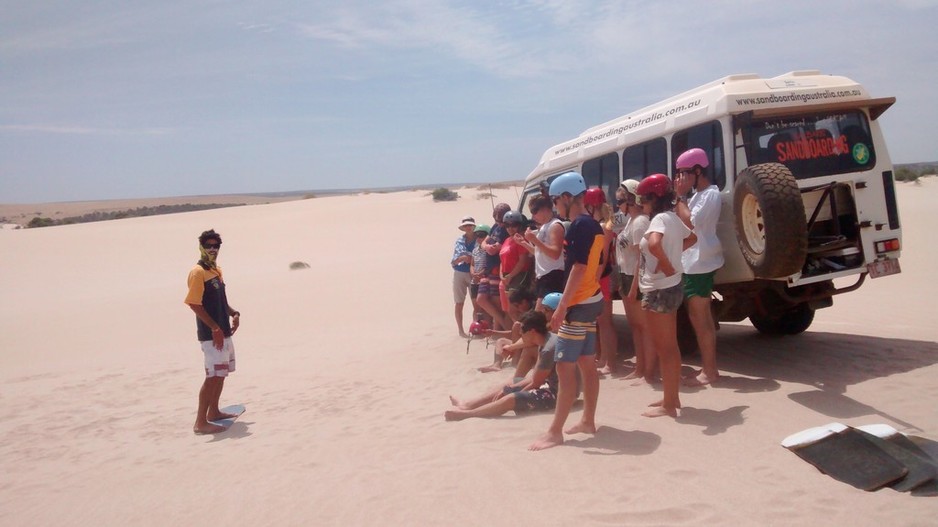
675,169,695,177
202,243,221,249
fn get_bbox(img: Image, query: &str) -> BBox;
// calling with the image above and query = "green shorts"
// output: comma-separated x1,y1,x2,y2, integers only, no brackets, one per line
683,271,715,299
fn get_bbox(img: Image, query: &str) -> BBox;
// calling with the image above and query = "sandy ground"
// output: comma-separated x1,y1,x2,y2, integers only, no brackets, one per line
0,180,935,526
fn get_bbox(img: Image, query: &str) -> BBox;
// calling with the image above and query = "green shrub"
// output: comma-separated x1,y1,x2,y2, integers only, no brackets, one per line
432,188,459,202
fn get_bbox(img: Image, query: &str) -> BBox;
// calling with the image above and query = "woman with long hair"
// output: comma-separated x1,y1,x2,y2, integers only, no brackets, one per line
635,174,696,417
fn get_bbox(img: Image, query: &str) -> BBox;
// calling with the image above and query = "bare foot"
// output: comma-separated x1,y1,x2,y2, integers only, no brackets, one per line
630,377,655,387
448,395,465,408
648,399,681,409
529,431,564,451
683,372,719,387
477,364,502,373
193,422,227,435
597,365,614,375
642,406,677,418
444,410,469,421
565,421,596,435
206,410,238,421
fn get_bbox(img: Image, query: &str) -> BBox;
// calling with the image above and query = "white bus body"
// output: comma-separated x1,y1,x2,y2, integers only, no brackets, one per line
519,70,902,338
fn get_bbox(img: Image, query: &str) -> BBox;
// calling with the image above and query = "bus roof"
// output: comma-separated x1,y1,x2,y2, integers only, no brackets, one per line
528,71,881,182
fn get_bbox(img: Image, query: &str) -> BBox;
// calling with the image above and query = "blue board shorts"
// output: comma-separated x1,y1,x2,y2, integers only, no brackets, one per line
555,300,602,363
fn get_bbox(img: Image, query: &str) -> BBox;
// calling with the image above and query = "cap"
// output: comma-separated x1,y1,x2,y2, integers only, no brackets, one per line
459,216,476,228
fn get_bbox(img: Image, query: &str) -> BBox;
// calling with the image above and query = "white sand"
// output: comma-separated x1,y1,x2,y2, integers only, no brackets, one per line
1,181,935,525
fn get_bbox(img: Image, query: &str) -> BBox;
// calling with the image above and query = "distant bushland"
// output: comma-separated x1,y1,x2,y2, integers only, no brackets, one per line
25,203,245,228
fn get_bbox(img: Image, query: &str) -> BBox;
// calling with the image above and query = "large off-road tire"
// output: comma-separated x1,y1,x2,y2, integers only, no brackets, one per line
733,163,808,278
749,303,815,335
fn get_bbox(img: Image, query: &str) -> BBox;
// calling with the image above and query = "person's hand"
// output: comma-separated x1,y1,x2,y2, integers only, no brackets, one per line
211,328,224,350
550,305,567,332
231,313,240,335
523,229,537,243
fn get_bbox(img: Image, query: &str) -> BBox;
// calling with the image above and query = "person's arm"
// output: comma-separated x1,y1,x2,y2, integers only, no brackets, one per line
187,303,225,350
502,251,529,282
550,262,586,332
647,232,676,277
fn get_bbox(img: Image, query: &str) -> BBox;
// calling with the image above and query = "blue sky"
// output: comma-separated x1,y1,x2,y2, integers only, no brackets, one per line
2,0,936,203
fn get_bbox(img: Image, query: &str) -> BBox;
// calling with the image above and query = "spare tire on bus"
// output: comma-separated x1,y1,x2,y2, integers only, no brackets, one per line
733,163,808,278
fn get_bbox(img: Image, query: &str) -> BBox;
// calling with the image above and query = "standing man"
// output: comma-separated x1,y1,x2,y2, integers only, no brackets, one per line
530,172,604,451
452,216,478,338
674,148,724,386
185,229,241,434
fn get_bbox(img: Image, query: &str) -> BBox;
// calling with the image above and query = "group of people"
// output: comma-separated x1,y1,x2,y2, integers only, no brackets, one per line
447,148,725,449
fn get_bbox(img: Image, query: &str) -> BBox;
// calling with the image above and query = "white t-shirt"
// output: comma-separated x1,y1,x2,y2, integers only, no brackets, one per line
616,213,650,276
682,185,724,274
639,211,692,292
533,218,565,278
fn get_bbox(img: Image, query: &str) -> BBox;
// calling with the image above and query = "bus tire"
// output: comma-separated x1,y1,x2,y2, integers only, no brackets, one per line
749,303,815,335
733,163,808,278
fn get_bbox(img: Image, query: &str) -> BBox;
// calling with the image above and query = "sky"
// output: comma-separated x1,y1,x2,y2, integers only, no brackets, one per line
2,0,937,203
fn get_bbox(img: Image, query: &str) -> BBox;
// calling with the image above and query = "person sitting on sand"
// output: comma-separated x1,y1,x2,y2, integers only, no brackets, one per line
185,229,242,435
478,290,554,374
446,310,563,422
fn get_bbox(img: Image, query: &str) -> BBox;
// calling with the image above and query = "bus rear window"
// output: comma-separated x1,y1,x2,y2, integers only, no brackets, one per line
744,110,876,179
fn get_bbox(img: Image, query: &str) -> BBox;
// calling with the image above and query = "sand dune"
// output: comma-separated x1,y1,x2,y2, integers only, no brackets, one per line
0,181,935,525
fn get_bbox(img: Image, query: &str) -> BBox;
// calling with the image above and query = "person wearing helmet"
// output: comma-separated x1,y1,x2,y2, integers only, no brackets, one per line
517,194,565,309
530,172,603,451
477,203,513,331
498,210,533,323
636,174,697,418
674,148,723,387
614,180,655,383
584,187,619,375
452,216,479,338
446,310,566,421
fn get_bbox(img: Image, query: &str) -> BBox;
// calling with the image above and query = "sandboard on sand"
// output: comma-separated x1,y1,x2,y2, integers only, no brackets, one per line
209,404,246,429
781,423,907,491
858,424,938,495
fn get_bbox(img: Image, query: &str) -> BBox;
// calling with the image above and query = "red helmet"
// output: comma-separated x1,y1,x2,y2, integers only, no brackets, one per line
584,187,607,207
636,174,672,198
469,318,491,336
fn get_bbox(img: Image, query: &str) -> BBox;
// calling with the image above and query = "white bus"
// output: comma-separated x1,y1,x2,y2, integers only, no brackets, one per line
518,70,902,345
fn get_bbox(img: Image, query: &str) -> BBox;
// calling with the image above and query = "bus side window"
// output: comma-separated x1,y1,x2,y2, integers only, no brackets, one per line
672,121,725,189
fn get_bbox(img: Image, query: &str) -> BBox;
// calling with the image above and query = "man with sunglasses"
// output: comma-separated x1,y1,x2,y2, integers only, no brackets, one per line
185,229,242,434
673,148,724,387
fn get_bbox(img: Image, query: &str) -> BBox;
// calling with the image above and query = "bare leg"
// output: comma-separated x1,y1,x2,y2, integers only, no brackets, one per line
195,377,227,434
444,395,517,421
567,355,599,434
476,293,509,331
449,382,511,410
642,310,680,417
455,301,468,338
478,337,512,372
530,361,578,450
683,295,719,386
596,298,618,374
621,295,646,379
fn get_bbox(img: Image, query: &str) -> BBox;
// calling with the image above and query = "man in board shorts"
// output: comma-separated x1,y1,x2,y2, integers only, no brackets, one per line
529,172,604,451
185,229,242,435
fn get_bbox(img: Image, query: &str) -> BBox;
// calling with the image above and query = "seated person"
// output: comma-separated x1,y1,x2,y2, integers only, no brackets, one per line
478,291,555,374
446,310,560,421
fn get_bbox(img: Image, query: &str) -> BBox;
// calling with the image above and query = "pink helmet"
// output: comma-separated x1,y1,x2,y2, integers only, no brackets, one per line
584,187,607,207
636,174,672,198
675,148,710,170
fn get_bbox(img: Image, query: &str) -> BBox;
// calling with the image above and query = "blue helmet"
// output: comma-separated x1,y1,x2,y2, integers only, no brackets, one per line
548,172,586,198
542,292,562,310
